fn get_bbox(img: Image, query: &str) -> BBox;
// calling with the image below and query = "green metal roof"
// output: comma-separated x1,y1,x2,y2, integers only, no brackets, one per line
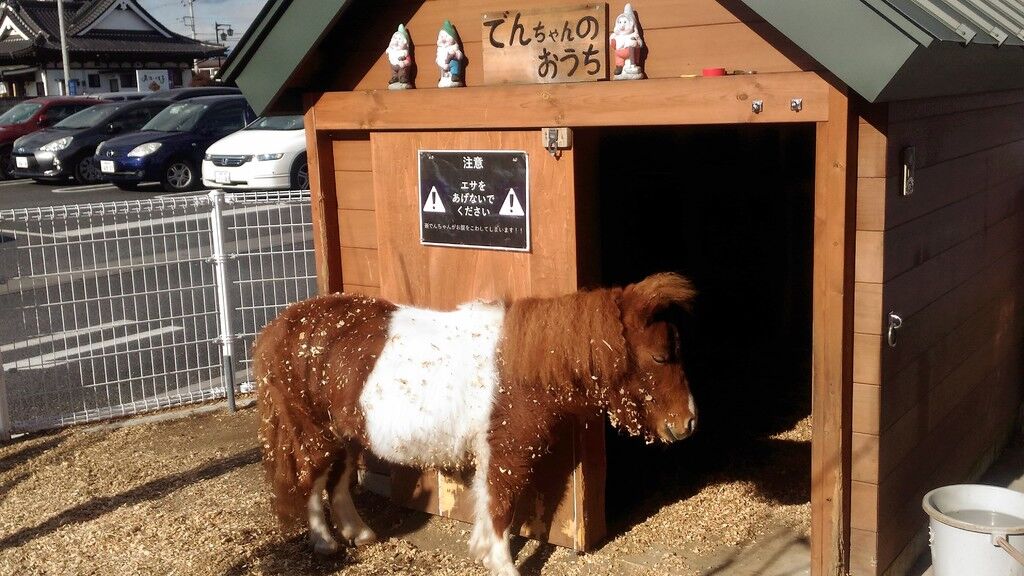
222,0,1024,114
740,0,1024,102
218,0,352,116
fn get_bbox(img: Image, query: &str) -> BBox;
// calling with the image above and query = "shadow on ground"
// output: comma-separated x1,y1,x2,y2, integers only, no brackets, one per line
0,434,65,474
0,447,259,551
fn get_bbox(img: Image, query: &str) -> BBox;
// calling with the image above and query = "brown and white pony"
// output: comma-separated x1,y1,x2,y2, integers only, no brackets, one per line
255,272,698,576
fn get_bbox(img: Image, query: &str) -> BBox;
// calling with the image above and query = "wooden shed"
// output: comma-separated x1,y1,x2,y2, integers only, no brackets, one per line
220,1,1024,574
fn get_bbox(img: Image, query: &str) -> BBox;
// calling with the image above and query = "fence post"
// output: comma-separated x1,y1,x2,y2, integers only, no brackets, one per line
209,189,237,412
0,349,10,441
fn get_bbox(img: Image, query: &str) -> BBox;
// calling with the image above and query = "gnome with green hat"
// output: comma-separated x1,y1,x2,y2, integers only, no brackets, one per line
387,24,414,90
435,20,464,88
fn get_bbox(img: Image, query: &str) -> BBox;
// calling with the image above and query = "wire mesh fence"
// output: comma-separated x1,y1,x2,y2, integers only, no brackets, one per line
0,190,315,436
225,191,316,388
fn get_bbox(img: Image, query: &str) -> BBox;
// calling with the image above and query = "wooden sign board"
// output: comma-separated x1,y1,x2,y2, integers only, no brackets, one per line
418,150,530,251
481,4,608,86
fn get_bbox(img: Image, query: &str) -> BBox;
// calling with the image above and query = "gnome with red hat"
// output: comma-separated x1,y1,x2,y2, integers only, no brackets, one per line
610,3,644,80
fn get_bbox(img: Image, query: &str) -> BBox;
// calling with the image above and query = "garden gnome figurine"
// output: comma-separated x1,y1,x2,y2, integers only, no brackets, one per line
436,20,464,88
610,3,644,80
386,24,414,90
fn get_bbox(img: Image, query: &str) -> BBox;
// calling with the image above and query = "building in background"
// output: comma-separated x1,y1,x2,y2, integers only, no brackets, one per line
0,0,225,97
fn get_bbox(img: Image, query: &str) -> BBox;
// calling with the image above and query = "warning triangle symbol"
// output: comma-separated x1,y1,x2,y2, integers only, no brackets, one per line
423,186,446,213
499,188,525,217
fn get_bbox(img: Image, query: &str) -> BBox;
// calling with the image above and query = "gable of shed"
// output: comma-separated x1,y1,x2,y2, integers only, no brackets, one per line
222,0,824,116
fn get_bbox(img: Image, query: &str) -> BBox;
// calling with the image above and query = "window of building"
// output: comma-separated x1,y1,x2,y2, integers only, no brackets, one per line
169,68,183,88
88,74,100,88
120,72,137,88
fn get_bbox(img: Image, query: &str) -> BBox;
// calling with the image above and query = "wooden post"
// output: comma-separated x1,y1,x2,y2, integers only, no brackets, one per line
811,84,858,576
303,96,343,294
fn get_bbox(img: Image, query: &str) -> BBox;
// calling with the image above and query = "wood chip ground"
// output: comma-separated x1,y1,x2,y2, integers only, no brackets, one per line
0,403,810,575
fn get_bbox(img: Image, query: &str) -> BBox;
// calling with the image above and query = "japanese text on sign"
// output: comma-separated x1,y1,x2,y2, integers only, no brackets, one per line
481,4,607,85
419,151,530,251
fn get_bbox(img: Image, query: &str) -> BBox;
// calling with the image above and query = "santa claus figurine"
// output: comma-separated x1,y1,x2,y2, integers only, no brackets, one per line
386,24,414,90
436,20,464,88
610,3,644,80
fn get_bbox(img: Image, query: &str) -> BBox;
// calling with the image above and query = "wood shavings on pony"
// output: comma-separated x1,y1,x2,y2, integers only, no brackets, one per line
254,272,699,576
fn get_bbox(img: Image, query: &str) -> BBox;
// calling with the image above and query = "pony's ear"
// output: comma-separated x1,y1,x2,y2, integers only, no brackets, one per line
621,272,697,324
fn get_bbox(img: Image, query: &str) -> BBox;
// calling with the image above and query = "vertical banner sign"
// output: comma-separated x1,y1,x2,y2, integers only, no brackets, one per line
481,4,608,85
419,150,530,251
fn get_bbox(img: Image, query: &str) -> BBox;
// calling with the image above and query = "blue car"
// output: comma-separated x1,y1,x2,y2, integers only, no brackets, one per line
96,95,255,192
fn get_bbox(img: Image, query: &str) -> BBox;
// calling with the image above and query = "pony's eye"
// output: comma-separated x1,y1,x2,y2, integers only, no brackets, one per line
652,354,668,364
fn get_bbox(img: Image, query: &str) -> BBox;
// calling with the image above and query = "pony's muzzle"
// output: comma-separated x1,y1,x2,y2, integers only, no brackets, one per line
665,416,697,441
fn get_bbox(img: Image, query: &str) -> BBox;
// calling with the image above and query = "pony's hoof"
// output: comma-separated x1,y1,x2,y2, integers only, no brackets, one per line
468,533,489,561
353,528,377,547
311,537,340,556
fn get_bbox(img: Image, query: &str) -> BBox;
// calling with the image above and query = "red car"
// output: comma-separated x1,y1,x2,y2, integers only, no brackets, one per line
0,96,102,179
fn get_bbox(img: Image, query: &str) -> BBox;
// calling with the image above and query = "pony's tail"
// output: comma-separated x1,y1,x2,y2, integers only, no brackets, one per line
255,335,328,527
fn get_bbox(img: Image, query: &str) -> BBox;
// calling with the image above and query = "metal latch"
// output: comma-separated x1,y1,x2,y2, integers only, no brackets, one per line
542,127,571,158
887,312,903,348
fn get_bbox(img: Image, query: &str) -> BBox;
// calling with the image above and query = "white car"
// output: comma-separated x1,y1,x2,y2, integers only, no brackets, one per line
201,115,307,190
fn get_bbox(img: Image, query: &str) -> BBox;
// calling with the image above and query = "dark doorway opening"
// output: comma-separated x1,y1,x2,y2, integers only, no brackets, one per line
590,124,817,539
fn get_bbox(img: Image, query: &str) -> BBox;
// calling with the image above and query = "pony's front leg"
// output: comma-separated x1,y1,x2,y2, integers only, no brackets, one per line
469,436,522,576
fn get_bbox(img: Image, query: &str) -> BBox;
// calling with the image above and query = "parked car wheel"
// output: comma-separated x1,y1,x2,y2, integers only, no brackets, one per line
115,182,141,192
291,153,308,190
162,159,199,192
74,155,103,184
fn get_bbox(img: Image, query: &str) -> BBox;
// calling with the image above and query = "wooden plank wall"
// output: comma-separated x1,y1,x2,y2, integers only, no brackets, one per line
332,133,381,297
329,0,820,92
860,90,1024,575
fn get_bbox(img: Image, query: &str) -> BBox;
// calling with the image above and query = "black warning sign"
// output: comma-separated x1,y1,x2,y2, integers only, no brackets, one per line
418,150,530,251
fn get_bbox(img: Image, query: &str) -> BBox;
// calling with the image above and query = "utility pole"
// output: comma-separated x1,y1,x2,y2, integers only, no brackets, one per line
187,0,197,39
182,0,198,74
56,0,71,95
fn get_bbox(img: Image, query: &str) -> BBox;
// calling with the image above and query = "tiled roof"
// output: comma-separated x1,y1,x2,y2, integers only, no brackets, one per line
0,0,224,62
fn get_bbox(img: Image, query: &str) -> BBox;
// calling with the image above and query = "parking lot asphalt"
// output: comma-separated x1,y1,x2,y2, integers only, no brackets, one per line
0,177,186,211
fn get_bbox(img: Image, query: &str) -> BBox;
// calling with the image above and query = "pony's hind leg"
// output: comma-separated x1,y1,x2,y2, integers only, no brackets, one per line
308,470,340,555
469,435,519,576
330,446,377,546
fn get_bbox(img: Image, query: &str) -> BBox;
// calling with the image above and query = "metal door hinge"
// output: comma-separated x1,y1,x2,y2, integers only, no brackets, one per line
902,147,915,197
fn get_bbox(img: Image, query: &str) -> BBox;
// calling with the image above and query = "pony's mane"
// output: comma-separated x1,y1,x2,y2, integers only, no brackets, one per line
621,272,698,321
498,288,628,405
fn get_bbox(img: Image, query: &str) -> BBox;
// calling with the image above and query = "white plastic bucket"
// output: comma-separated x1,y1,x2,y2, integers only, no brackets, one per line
923,484,1024,576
